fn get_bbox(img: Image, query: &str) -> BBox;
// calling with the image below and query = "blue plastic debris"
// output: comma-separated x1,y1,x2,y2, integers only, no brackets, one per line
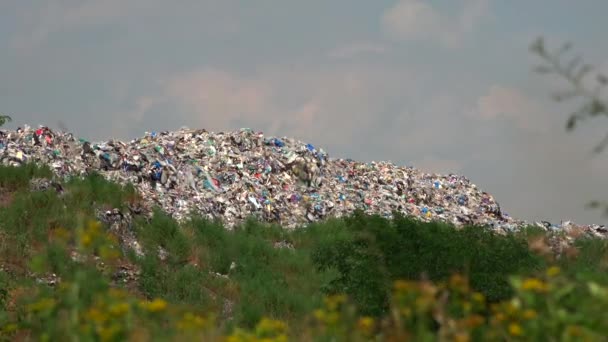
274,138,285,147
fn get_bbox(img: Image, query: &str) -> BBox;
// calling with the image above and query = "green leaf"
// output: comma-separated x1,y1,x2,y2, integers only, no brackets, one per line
588,282,608,300
533,65,553,74
0,114,12,127
529,37,546,56
566,116,577,131
589,100,606,116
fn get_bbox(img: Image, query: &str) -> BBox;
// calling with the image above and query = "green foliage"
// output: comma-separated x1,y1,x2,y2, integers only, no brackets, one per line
0,164,53,191
137,208,191,264
531,37,608,218
559,237,608,286
312,211,545,317
531,37,607,141
0,166,138,269
1,165,608,340
0,115,10,127
130,211,335,330
311,213,391,317
64,172,138,212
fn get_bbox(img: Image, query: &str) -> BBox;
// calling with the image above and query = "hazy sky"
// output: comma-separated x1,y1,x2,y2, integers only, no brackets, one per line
1,1,608,225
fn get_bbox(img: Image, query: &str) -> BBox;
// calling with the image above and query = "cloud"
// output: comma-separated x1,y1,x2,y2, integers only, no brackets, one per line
122,69,275,136
328,42,388,59
164,69,274,123
382,0,489,47
11,0,153,50
10,0,240,51
470,85,549,131
122,64,422,150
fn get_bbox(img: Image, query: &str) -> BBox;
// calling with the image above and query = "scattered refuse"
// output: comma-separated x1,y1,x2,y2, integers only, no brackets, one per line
273,240,295,250
29,177,63,193
0,124,605,240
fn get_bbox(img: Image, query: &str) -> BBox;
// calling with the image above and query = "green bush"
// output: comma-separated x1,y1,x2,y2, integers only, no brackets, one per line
312,210,546,316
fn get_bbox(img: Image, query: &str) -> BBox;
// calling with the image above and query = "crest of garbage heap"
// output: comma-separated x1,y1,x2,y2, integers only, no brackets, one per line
0,125,606,237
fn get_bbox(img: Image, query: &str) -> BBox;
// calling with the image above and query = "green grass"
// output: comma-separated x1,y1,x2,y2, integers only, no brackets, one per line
0,163,53,191
133,214,335,330
2,164,608,338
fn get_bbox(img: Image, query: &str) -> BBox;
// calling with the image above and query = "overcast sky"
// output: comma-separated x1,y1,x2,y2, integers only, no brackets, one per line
1,1,608,225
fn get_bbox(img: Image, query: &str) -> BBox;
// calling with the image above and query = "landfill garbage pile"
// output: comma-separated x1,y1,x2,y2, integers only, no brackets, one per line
1,125,606,240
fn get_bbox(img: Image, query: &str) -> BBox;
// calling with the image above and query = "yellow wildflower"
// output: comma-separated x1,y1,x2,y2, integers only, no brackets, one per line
108,302,130,317
256,317,287,336
356,316,375,335
522,309,537,320
508,323,523,336
323,294,347,310
521,278,548,292
108,288,128,299
313,309,326,322
99,323,122,342
86,308,108,324
472,292,485,303
177,312,208,330
454,332,470,342
81,233,92,247
141,298,167,313
546,266,560,277
225,330,251,342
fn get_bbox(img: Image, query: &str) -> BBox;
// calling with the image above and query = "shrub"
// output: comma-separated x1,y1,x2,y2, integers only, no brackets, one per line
312,210,546,316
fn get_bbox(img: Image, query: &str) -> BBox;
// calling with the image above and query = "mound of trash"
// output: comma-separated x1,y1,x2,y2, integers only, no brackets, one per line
1,125,606,238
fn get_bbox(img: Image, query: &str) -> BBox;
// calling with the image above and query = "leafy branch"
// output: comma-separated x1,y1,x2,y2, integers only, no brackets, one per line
531,37,608,218
0,114,11,127
530,37,608,153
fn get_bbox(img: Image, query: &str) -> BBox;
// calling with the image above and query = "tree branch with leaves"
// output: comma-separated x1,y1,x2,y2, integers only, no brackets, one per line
530,37,608,151
530,37,608,216
0,114,11,127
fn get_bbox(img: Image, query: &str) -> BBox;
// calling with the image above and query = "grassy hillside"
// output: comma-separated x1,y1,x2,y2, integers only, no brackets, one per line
1,164,608,341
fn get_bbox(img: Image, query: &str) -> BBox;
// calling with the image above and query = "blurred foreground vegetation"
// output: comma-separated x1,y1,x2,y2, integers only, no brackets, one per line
1,164,608,341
